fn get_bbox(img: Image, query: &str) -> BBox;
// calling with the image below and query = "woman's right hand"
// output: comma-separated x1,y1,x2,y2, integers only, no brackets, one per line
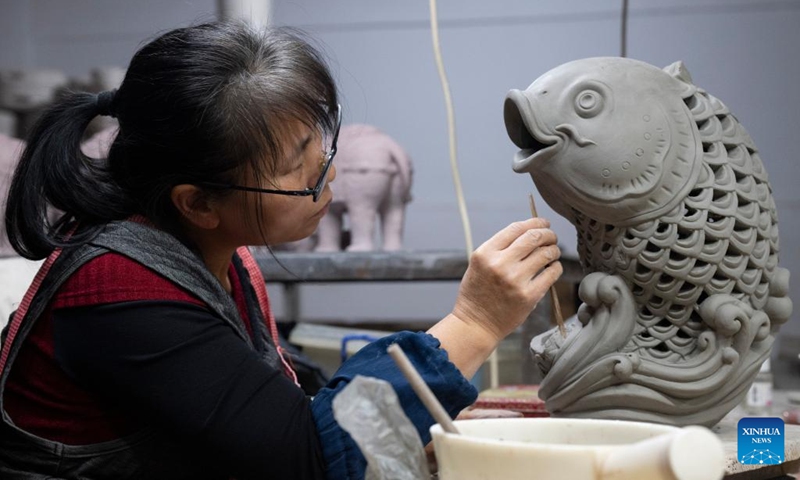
454,217,562,342
428,218,562,379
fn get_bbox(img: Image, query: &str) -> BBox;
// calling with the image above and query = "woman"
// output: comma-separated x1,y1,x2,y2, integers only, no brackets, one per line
0,22,562,479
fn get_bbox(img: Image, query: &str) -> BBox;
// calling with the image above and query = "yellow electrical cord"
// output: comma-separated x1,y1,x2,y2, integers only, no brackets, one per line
428,0,500,388
428,0,473,256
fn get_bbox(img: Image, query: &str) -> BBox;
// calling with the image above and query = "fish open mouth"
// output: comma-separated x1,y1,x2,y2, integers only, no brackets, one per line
504,90,561,173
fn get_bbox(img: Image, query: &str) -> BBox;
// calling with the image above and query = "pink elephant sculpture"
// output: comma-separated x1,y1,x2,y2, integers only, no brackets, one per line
315,124,413,252
0,134,25,257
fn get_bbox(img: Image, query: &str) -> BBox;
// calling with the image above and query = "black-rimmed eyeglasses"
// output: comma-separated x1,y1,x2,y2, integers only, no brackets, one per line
201,104,341,203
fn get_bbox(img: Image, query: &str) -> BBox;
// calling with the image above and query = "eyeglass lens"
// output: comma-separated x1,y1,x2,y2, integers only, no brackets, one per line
313,154,334,201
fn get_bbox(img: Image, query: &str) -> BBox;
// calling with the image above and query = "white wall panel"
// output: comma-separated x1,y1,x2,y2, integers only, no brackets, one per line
0,0,33,68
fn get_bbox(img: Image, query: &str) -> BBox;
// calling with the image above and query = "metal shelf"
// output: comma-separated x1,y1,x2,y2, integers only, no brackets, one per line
254,249,583,283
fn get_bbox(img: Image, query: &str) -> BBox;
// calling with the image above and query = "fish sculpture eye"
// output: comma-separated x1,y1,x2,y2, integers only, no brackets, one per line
574,89,604,118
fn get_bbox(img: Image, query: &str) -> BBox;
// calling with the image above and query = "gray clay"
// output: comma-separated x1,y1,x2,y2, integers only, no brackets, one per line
315,124,413,252
504,58,792,427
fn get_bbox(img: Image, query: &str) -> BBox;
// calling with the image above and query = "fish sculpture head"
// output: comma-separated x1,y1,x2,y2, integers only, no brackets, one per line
505,57,702,227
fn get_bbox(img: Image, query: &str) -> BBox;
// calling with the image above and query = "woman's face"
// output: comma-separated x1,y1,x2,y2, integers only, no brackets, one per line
219,117,336,247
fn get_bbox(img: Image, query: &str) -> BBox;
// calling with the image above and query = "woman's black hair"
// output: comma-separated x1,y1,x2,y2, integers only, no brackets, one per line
5,21,338,260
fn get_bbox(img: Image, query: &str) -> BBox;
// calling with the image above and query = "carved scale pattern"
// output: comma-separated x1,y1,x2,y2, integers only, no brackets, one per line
573,89,780,362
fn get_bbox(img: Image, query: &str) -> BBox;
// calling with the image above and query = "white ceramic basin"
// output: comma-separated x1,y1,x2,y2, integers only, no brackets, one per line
431,418,724,480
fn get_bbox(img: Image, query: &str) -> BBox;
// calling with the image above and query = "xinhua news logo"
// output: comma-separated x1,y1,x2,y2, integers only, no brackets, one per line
738,417,784,465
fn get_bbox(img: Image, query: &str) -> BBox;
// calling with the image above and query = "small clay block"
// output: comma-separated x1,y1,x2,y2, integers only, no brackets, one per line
473,385,548,418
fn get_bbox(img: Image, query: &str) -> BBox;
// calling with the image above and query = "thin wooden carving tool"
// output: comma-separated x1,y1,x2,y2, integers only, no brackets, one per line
528,193,566,337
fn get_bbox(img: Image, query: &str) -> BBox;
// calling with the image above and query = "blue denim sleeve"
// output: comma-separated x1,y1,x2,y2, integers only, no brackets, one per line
310,331,478,480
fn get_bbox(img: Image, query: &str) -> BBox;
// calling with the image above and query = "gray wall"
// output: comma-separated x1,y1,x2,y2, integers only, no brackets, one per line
1,1,799,340
0,0,216,76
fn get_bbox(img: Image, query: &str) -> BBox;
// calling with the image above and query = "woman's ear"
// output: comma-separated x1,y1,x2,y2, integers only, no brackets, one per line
170,184,221,230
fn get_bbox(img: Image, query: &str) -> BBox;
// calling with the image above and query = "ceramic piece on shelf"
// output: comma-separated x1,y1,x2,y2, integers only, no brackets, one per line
504,57,792,427
0,69,68,111
315,124,413,252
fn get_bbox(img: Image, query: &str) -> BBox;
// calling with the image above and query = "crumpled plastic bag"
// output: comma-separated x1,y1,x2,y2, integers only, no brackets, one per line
333,375,430,480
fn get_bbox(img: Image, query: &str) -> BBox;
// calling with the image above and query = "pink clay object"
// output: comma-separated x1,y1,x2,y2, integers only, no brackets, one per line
315,124,413,252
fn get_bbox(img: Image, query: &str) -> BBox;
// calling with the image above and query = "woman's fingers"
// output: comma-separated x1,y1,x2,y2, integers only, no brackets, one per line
452,217,563,342
526,261,563,302
518,242,560,276
505,227,558,261
479,218,550,252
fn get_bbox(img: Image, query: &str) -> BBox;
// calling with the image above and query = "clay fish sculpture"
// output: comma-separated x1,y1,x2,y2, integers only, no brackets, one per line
504,57,792,427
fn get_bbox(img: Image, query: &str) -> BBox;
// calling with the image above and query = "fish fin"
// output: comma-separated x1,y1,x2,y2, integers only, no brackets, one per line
664,61,694,84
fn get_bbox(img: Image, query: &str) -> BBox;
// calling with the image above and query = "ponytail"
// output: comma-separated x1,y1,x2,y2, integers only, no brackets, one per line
6,23,340,259
4,91,132,260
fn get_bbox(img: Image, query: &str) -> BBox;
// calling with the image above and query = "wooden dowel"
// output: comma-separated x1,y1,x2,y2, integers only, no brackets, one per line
388,343,460,434
528,194,566,338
